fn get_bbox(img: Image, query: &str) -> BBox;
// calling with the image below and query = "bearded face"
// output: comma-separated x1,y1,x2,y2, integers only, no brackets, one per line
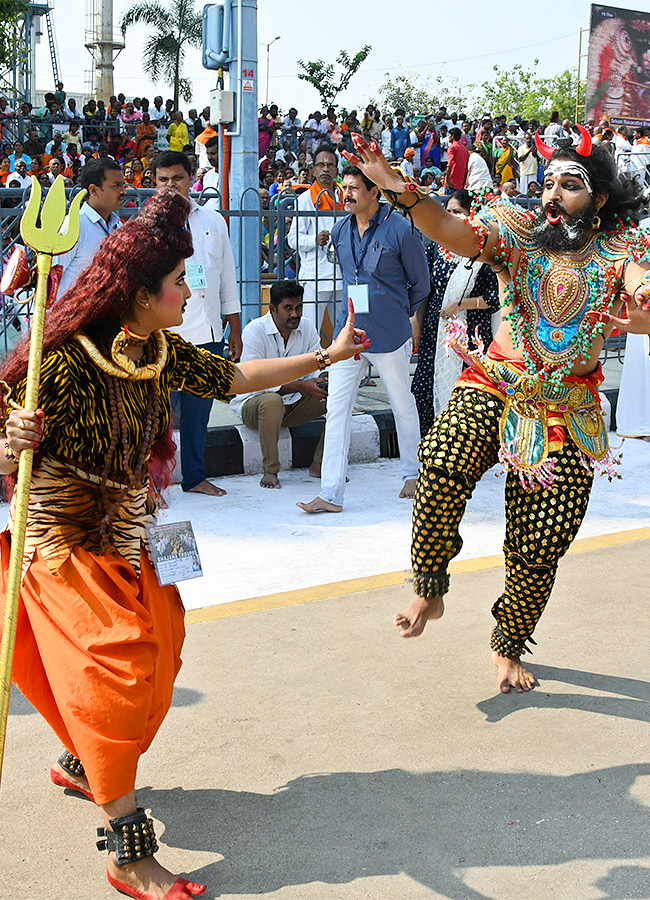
530,194,597,252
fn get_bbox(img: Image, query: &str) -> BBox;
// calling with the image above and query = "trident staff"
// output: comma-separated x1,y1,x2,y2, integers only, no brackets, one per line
0,176,85,785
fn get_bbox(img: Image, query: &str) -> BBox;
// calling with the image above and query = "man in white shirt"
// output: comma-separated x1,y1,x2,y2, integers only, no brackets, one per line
516,132,538,194
230,280,327,488
465,145,493,190
7,160,31,189
287,143,343,337
544,111,564,144
149,95,167,123
282,108,302,153
54,159,125,296
201,136,220,197
153,150,241,497
303,111,328,154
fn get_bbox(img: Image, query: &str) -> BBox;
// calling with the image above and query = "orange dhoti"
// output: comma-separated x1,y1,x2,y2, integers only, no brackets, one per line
1,457,186,806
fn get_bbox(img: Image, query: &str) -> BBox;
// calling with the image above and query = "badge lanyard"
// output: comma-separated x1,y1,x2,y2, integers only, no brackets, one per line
350,216,381,285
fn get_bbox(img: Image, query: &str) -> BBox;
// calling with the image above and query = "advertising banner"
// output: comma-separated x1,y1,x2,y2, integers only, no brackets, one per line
586,4,650,126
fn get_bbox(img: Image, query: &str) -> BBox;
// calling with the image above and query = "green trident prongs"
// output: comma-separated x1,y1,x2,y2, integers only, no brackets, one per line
20,175,86,257
0,175,87,789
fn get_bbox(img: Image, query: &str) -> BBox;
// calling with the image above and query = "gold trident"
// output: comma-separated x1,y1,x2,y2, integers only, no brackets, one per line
0,176,86,787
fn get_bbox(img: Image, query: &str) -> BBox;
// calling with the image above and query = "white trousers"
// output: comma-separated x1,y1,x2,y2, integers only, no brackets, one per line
319,339,420,507
519,173,537,194
301,282,340,336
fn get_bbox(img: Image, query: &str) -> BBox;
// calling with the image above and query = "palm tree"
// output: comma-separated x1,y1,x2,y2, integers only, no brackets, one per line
120,0,202,109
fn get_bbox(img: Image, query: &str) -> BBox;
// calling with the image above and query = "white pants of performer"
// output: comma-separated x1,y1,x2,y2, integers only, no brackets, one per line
616,332,650,437
319,339,420,507
519,173,537,194
301,281,339,336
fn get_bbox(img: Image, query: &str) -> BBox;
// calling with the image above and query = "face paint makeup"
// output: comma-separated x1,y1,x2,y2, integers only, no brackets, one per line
545,161,593,195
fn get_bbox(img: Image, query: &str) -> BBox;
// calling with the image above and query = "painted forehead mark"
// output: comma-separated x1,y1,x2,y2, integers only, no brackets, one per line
545,161,593,195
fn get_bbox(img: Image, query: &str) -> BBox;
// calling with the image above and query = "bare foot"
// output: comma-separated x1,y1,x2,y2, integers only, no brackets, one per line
186,479,227,497
394,594,444,637
309,462,322,477
492,652,536,693
296,497,342,513
399,478,417,499
50,760,93,800
107,854,206,899
260,473,281,489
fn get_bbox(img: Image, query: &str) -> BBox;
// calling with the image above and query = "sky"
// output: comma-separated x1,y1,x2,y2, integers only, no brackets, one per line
32,0,650,116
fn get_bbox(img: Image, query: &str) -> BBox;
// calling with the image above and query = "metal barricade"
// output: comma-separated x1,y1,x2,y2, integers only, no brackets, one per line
1,185,546,359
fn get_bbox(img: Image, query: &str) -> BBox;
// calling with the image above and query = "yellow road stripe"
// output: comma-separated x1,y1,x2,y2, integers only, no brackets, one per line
185,526,650,625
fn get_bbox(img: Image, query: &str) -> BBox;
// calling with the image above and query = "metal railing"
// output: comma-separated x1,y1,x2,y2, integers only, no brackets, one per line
12,186,627,372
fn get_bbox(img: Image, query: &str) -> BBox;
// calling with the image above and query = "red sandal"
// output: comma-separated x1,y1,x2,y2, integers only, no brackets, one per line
98,809,206,899
50,750,95,802
107,872,206,899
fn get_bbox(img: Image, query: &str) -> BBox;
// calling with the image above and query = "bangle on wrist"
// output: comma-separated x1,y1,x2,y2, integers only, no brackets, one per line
314,348,332,370
4,440,18,463
476,298,480,309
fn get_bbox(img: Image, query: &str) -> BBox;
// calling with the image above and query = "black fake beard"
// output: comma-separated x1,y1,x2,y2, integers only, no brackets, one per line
529,200,598,252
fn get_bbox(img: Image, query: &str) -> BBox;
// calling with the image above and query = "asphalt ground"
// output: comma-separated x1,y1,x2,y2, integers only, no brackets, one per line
1,533,649,900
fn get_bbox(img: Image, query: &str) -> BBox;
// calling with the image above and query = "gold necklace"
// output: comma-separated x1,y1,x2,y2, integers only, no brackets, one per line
75,330,168,380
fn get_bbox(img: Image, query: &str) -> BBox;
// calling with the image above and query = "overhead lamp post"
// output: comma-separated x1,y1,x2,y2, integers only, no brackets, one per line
262,35,281,106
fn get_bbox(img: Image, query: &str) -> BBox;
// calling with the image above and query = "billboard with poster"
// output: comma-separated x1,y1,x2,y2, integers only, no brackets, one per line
586,4,650,127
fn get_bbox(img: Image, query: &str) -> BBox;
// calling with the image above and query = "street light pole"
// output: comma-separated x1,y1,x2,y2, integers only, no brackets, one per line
263,35,281,106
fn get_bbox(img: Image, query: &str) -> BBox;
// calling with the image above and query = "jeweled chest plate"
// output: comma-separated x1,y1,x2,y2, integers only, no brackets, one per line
515,240,619,372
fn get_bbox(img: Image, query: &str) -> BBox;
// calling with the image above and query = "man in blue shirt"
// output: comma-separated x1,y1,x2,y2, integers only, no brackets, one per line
55,159,125,297
298,165,429,513
390,114,411,160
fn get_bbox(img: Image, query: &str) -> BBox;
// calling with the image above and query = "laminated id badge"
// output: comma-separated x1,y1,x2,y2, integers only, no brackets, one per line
146,520,203,585
348,283,369,314
185,262,207,290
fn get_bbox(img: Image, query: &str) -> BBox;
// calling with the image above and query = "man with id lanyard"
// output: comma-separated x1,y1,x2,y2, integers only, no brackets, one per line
153,150,242,497
298,164,428,513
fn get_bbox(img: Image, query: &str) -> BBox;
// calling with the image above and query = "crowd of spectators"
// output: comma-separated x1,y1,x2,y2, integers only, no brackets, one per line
3,86,650,285
256,102,650,205
0,83,218,197
3,83,650,205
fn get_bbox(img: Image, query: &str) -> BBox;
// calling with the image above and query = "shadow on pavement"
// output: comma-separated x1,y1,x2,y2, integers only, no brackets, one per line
477,664,650,724
138,763,650,900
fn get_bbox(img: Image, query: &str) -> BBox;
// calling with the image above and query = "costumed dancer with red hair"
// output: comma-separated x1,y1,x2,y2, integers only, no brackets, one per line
343,127,650,694
0,188,370,900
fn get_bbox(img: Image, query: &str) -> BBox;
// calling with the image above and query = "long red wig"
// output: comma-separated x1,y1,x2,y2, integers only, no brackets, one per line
0,187,194,488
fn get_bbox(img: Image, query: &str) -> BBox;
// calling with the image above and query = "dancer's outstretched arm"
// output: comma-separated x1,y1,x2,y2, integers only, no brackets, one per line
345,134,499,261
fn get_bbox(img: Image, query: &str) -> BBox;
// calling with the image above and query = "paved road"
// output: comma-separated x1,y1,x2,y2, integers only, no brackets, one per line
2,536,649,900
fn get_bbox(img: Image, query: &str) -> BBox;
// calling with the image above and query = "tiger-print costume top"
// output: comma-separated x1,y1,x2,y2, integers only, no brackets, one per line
8,330,235,574
10,329,236,475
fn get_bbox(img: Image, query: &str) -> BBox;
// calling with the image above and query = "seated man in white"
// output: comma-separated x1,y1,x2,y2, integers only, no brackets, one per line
230,280,327,489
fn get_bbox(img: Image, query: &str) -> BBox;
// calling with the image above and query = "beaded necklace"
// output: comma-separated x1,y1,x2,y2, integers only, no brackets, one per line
475,203,647,384
93,337,161,551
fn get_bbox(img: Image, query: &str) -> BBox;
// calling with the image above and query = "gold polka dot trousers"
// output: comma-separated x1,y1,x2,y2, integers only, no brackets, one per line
412,387,594,657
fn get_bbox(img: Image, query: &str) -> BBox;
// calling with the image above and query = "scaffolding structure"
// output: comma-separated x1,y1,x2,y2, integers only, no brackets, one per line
1,1,61,105
84,0,124,101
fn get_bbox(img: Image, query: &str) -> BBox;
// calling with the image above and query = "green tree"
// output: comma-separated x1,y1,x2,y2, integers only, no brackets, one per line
120,0,202,108
544,68,582,122
379,71,436,115
297,45,372,109
472,61,582,122
0,0,28,84
378,70,475,117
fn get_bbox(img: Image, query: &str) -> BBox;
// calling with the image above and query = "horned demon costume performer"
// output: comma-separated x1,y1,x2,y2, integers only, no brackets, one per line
345,127,650,688
0,189,369,899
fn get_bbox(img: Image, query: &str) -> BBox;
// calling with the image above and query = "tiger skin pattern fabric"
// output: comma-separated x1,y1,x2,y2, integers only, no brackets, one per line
8,330,236,478
6,330,235,574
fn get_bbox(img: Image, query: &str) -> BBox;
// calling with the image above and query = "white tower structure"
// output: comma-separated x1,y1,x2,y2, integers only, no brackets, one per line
84,0,124,100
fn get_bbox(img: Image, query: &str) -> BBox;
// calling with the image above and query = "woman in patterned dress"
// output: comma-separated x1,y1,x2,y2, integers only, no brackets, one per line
0,188,368,900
